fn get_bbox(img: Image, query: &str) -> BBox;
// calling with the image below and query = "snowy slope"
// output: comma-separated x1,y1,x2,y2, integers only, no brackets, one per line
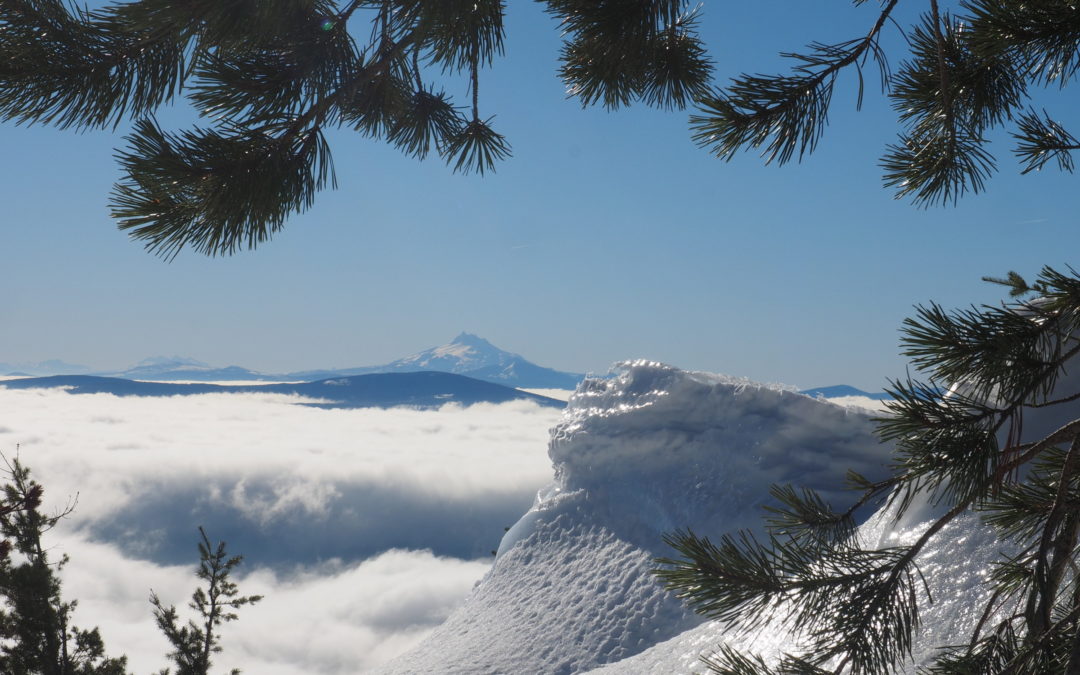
594,506,1009,673
388,357,1080,674
381,362,893,674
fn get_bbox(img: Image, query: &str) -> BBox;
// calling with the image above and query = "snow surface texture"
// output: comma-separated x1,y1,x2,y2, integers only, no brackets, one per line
594,506,1008,674
381,361,894,674
389,357,1075,674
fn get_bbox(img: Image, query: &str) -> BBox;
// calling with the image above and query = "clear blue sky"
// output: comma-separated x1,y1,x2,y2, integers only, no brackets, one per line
2,1,1077,390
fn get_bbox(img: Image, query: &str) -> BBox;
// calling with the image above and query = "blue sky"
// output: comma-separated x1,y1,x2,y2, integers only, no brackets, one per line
2,1,1078,390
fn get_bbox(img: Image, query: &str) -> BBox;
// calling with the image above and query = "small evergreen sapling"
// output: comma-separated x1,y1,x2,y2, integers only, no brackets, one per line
151,528,262,675
0,454,129,675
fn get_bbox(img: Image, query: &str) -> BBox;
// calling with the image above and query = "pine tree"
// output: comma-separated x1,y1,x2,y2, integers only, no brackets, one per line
0,0,711,258
655,267,1080,674
151,528,262,675
0,455,129,675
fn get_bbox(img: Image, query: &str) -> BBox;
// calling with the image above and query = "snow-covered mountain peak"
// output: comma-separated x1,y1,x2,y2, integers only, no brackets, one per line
449,331,499,349
393,333,522,372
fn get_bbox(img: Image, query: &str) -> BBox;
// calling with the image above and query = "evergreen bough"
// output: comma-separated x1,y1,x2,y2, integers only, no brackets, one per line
0,0,711,258
12,2,1077,257
656,267,1080,674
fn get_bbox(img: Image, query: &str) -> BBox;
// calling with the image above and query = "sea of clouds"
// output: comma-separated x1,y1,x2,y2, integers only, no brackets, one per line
0,386,564,673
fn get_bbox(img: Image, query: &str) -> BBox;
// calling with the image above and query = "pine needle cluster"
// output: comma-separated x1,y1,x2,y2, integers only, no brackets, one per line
543,0,712,110
691,0,1080,207
1,0,712,258
1,0,513,257
656,267,1080,674
6,3,1076,255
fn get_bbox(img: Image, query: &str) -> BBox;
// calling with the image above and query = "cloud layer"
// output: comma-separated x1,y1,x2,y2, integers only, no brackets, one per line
1,387,561,562
0,386,563,671
59,534,490,674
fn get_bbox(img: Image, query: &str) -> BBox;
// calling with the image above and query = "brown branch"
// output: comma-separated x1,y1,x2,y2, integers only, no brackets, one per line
285,31,417,138
1026,435,1080,641
819,0,901,83
836,476,902,524
1026,388,1080,408
987,339,1080,442
967,584,1017,653
1066,614,1080,674
337,0,366,24
470,47,480,121
1001,603,1080,674
929,0,953,123
735,0,900,122
834,415,1080,673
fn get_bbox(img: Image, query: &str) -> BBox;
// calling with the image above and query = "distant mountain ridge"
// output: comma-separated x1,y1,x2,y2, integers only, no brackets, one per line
80,333,587,389
115,356,266,382
341,332,585,389
5,340,890,397
799,384,892,400
0,359,92,376
0,372,565,409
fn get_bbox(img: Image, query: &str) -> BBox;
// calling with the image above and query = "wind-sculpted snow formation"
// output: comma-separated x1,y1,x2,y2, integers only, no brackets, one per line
381,361,895,674
612,354,1080,675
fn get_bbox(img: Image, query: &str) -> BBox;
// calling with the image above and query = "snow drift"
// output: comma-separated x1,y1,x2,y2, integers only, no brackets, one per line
381,362,895,674
594,356,1080,673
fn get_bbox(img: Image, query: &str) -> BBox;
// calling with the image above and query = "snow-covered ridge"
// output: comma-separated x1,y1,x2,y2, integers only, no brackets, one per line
382,362,894,674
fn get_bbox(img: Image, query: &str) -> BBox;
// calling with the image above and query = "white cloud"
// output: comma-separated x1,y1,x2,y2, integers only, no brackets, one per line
824,395,891,412
518,387,575,401
0,387,561,562
58,533,489,674
0,386,563,671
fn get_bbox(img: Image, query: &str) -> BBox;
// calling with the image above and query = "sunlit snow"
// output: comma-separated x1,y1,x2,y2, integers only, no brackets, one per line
383,361,896,673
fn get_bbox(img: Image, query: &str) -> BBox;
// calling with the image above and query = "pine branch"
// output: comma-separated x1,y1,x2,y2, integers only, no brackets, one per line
964,0,1080,86
388,89,462,159
415,0,505,72
701,644,831,675
0,0,188,129
982,271,1036,298
1067,618,1080,674
1014,109,1079,174
882,8,1028,206
1000,602,1080,674
443,117,510,175
188,9,361,126
981,447,1070,541
547,0,712,110
657,528,925,673
690,0,898,165
929,0,953,129
1025,436,1080,643
764,477,899,546
111,118,336,259
922,618,1021,674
